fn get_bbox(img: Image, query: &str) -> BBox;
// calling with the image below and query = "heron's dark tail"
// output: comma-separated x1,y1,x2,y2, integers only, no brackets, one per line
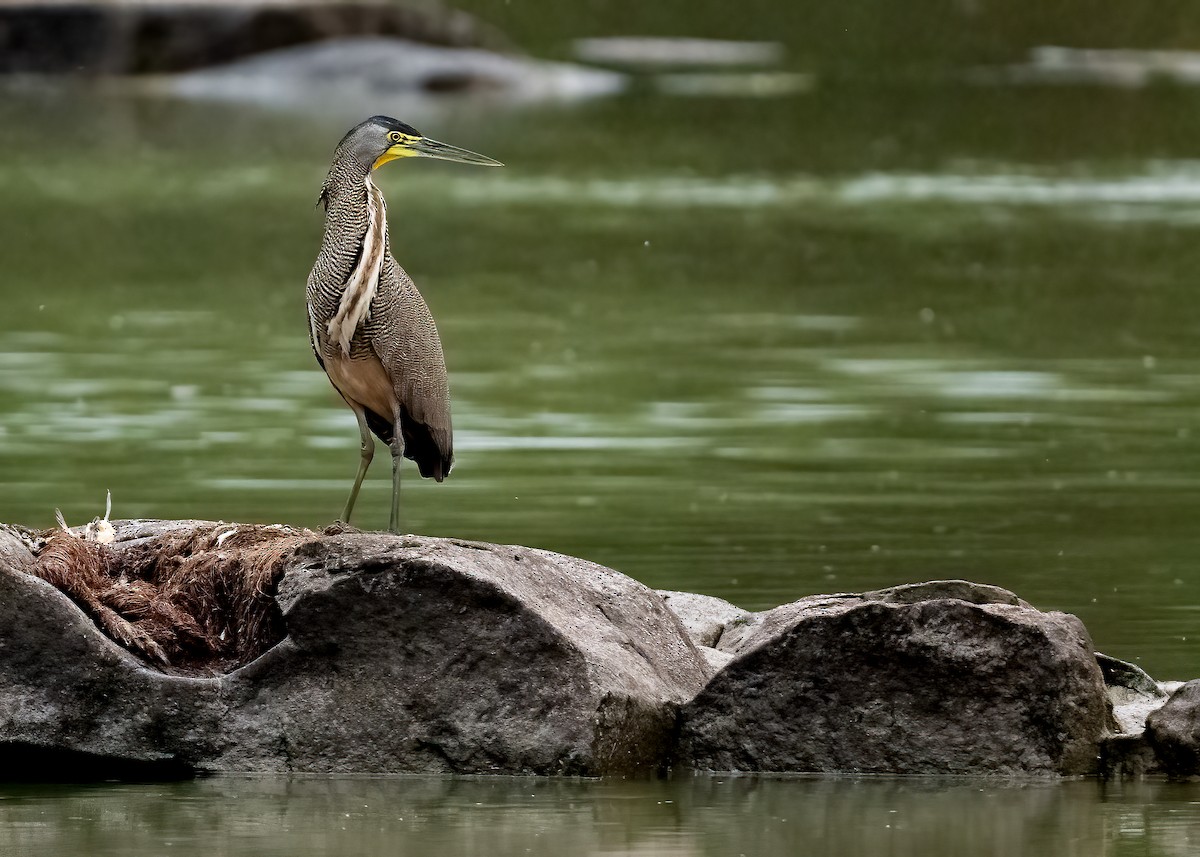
365,407,453,482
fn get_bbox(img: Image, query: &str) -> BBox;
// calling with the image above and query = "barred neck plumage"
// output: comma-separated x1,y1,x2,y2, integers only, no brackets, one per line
317,162,390,356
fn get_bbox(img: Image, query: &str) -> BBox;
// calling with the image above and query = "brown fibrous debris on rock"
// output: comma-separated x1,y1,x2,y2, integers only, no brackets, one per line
32,523,316,674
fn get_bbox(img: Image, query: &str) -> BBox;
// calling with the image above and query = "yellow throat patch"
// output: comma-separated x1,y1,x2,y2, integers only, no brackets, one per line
373,134,424,170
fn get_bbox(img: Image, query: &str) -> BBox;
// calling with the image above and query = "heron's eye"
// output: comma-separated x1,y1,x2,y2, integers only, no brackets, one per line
388,131,403,143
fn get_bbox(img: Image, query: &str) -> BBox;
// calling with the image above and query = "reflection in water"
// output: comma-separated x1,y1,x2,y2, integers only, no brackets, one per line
0,776,1197,857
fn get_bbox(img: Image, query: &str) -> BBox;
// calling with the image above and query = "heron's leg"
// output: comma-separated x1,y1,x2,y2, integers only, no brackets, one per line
388,435,404,535
342,405,374,524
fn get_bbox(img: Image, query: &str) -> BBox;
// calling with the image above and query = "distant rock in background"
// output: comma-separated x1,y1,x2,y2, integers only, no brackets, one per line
974,47,1200,87
654,72,811,98
160,36,626,105
572,37,785,69
0,0,499,75
572,36,808,99
0,0,624,105
0,3,821,105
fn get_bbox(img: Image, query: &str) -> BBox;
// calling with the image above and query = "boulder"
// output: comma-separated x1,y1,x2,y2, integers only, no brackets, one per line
1146,680,1200,778
0,521,708,777
679,580,1111,776
6,523,1180,780
0,1,498,75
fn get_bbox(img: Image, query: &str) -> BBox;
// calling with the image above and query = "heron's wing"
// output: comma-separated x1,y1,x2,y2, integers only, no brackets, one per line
364,258,454,480
306,300,327,371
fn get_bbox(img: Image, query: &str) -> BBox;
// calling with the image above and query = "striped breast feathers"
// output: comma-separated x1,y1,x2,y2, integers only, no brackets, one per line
327,174,388,355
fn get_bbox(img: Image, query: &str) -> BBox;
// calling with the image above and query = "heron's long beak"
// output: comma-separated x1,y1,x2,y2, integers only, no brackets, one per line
375,136,503,169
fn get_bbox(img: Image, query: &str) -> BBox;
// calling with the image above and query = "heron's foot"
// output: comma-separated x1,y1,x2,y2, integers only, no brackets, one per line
323,520,363,536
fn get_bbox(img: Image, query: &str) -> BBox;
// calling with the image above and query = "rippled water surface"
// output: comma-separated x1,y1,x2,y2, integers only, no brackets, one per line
4,84,1199,677
3,47,1200,854
2,776,1200,857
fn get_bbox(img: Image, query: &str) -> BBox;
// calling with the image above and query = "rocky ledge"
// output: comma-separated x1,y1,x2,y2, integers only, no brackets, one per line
0,520,1195,780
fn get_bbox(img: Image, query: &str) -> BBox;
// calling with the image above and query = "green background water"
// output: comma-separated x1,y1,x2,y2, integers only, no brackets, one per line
3,82,1198,679
1,776,1198,857
3,5,1200,853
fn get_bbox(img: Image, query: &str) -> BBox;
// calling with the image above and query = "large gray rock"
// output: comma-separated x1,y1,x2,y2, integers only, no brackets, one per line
1146,680,1200,778
679,580,1111,776
0,522,707,776
6,526,1176,780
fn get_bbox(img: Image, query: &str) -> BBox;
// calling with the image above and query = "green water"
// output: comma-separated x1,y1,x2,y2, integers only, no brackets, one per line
3,51,1200,855
2,84,1198,678
1,775,1199,857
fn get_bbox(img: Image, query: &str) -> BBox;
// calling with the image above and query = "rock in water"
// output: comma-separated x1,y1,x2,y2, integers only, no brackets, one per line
678,581,1111,776
0,523,707,777
4,524,1171,779
1146,680,1200,778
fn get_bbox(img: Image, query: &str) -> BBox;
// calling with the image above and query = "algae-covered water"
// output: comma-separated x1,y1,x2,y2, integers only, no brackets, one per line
3,14,1200,854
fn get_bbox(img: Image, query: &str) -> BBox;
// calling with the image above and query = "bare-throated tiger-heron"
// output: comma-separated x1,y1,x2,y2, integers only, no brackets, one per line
306,116,501,533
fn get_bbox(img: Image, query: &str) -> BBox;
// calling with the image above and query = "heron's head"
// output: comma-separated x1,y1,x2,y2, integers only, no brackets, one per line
337,115,503,172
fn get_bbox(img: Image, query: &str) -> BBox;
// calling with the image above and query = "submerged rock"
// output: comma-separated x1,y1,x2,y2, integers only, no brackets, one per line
0,521,706,776
677,581,1111,776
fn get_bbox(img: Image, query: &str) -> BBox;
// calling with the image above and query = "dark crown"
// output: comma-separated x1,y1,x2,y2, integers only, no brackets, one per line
367,115,421,137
